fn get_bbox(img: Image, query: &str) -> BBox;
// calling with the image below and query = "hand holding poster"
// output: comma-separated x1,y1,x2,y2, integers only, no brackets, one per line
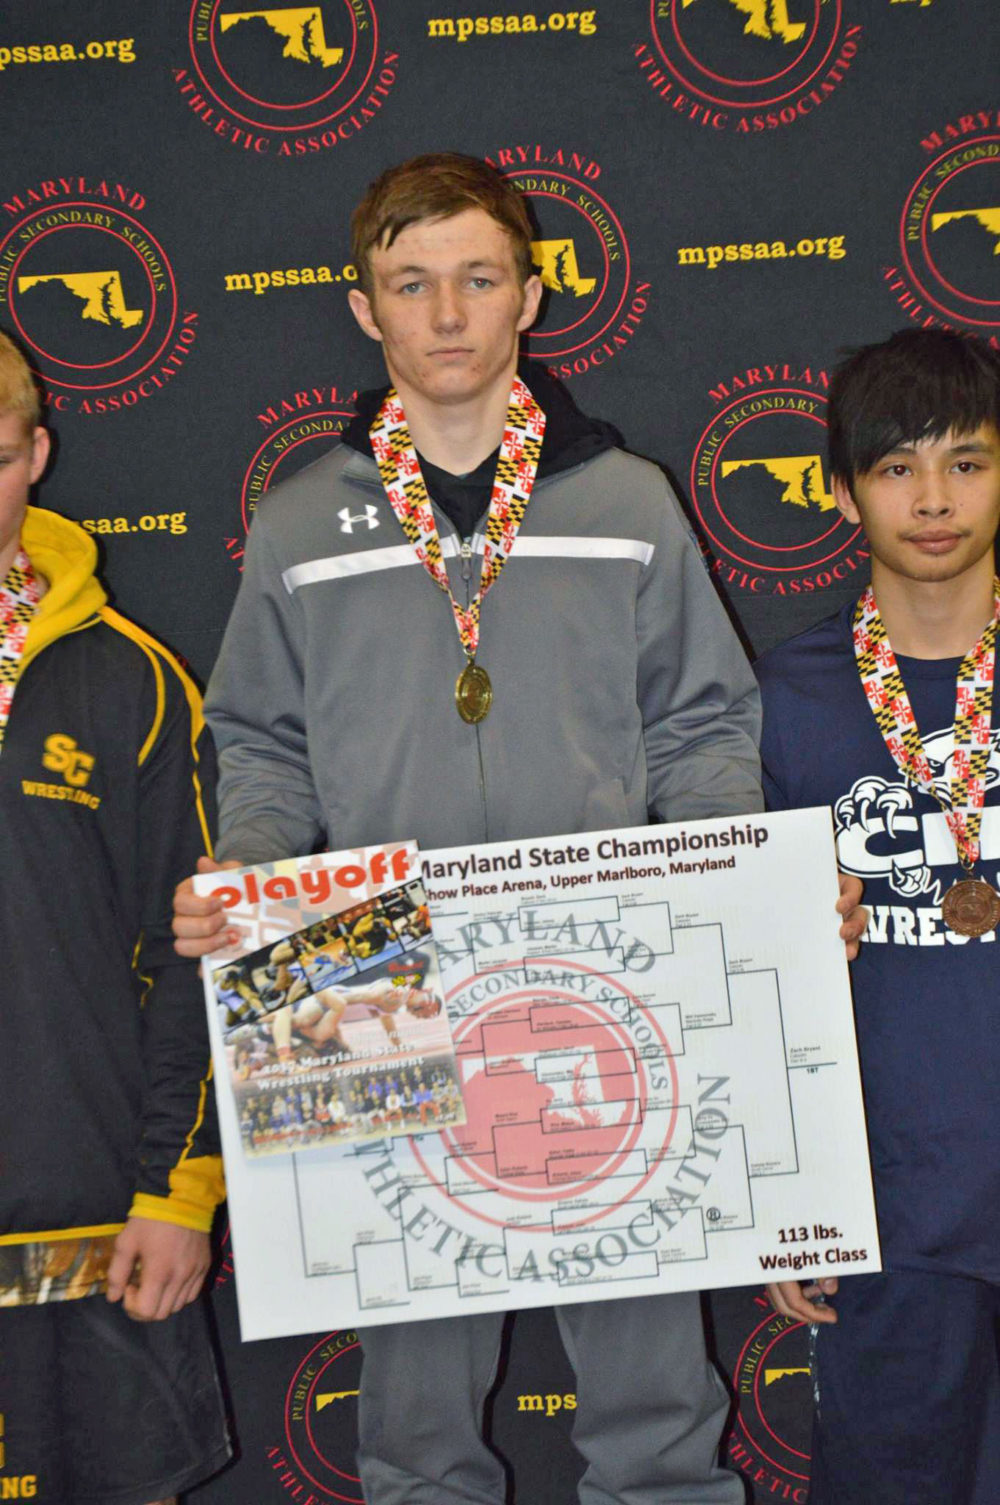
198,810,880,1341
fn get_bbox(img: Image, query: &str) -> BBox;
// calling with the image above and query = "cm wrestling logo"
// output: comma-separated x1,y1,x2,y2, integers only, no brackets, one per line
725,1297,812,1500
176,1,397,156
265,1330,363,1503
486,146,650,380
0,178,195,417
883,112,1000,337
226,382,356,567
833,728,1000,944
634,0,861,134
690,364,867,597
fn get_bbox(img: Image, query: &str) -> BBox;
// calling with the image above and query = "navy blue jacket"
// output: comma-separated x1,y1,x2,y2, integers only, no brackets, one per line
757,601,1000,1283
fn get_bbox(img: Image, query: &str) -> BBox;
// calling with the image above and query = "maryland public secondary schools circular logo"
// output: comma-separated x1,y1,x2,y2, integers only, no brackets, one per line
282,1330,363,1503
489,147,650,379
411,961,679,1233
0,180,193,415
690,368,866,597
637,0,860,134
892,128,1000,333
183,1,396,154
729,1306,811,1498
227,385,355,567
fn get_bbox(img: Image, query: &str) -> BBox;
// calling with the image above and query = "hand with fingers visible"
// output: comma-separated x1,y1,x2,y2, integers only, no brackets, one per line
173,855,243,960
767,1276,839,1326
106,1217,211,1322
836,872,867,960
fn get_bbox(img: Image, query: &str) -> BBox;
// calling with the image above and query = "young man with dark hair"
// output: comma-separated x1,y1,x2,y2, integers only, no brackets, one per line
0,331,230,1504
757,328,1000,1505
175,152,863,1505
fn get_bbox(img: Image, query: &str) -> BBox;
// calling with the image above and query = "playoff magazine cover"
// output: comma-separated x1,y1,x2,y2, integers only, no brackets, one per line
198,842,465,1156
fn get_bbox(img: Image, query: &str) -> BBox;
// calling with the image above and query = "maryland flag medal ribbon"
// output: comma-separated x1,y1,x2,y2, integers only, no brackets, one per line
853,581,1000,936
0,548,40,754
369,376,545,723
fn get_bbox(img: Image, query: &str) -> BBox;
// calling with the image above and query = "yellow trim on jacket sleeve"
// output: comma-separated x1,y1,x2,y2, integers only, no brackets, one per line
138,646,166,766
99,604,214,856
129,1155,226,1233
176,1056,215,1166
100,606,206,740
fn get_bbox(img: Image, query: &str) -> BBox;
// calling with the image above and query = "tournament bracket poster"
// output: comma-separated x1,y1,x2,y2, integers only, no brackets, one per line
206,810,878,1340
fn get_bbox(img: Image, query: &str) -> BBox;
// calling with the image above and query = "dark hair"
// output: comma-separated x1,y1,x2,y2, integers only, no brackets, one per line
827,328,1000,486
350,152,534,298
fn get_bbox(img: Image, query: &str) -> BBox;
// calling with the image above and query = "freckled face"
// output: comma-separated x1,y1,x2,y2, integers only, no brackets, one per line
348,208,541,407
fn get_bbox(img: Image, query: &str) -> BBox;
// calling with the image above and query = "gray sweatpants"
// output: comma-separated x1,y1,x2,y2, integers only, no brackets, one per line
357,1292,743,1504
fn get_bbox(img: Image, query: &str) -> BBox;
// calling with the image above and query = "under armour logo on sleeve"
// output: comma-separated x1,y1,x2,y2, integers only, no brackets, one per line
338,505,380,533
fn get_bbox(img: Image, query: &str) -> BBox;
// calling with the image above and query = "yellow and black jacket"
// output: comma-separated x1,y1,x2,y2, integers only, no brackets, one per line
0,507,223,1265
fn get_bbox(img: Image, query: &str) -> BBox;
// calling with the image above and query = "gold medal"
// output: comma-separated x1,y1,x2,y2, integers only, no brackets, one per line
455,662,492,724
369,378,544,723
940,877,1000,937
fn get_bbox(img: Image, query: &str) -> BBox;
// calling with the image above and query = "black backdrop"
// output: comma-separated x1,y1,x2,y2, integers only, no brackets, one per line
3,2,996,1499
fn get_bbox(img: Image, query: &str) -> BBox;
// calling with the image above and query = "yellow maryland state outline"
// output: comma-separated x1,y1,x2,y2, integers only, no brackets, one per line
681,0,807,45
219,7,344,67
721,455,836,510
17,270,143,328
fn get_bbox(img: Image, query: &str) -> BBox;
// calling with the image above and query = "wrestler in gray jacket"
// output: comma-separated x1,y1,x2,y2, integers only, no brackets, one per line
206,367,762,866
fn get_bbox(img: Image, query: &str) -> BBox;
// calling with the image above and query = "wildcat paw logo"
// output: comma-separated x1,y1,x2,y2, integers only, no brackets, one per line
634,1,861,134
883,113,1000,336
176,2,398,156
265,1331,363,1503
226,383,356,567
0,178,196,416
833,731,1000,948
690,364,867,596
487,146,651,379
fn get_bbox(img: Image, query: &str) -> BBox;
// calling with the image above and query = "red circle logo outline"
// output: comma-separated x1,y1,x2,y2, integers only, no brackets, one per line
410,959,680,1234
732,1311,811,1483
9,225,156,372
689,387,863,574
898,140,1000,329
240,406,353,532
188,0,380,135
648,0,844,112
500,167,632,360
0,202,179,393
284,1331,364,1504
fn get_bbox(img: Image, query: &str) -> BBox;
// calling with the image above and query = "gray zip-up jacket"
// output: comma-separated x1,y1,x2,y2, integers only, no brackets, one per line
207,441,762,864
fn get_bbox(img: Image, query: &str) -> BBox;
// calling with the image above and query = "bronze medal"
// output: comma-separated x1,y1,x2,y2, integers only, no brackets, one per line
940,877,1000,937
455,662,492,724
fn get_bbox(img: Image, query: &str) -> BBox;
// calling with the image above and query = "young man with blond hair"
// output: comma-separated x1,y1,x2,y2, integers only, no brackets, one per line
0,332,229,1503
176,152,863,1504
757,328,1000,1505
